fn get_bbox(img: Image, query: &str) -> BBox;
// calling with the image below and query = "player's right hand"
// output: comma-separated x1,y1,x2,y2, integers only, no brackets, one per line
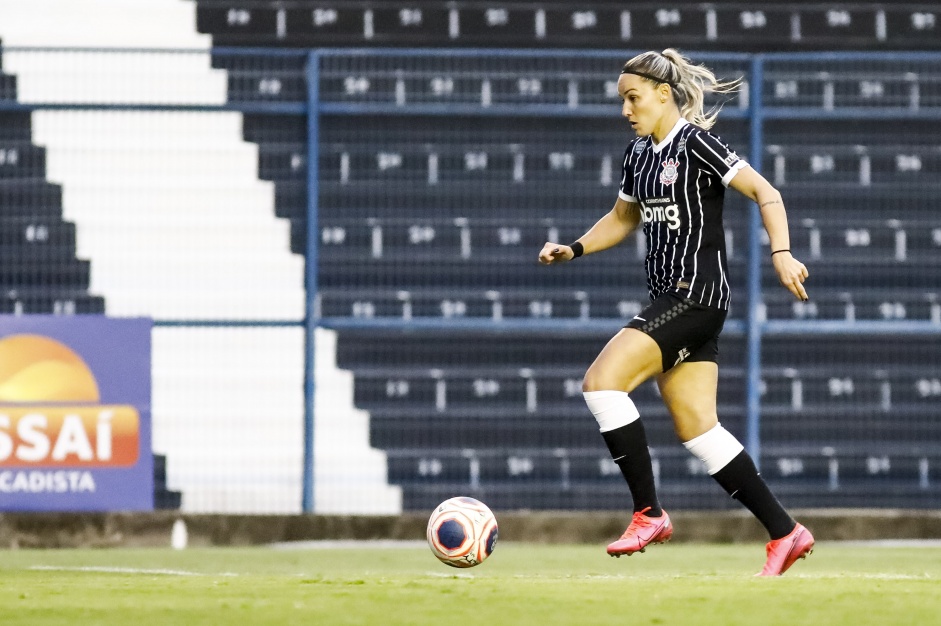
538,242,574,265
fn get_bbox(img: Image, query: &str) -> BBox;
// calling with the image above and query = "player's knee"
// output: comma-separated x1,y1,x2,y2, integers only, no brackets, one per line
581,368,604,392
583,365,647,393
582,364,620,392
673,412,719,442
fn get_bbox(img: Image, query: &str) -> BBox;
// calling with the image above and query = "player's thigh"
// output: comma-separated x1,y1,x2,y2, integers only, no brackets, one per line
657,361,719,441
582,328,662,393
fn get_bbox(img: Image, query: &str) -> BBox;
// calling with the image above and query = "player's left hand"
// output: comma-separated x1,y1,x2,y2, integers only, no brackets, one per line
772,251,809,301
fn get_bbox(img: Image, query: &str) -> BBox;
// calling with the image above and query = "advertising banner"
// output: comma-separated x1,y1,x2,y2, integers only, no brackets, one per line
0,316,153,511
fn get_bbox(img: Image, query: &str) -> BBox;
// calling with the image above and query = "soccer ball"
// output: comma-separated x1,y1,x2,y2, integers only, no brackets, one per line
426,496,499,568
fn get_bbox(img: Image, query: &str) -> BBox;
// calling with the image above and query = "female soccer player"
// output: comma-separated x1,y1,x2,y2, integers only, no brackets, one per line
538,49,813,576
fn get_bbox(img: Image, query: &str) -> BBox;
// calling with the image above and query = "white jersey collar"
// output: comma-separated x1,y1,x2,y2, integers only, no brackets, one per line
651,117,689,154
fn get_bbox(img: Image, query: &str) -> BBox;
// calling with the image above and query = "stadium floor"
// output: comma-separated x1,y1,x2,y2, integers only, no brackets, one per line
1,544,938,625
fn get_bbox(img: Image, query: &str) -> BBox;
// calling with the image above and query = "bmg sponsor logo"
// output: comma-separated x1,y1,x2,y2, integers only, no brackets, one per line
640,201,682,231
0,334,140,494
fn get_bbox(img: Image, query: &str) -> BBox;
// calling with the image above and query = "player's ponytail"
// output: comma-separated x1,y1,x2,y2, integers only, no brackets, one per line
621,49,740,130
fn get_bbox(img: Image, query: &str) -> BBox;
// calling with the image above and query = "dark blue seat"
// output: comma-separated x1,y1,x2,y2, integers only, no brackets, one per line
476,450,564,483
566,449,627,483
0,143,45,179
0,218,77,263
272,181,306,218
836,453,924,482
0,72,16,102
0,242,76,262
369,410,602,449
242,113,306,143
761,450,833,484
0,217,74,245
0,112,33,141
713,7,795,49
0,260,90,289
0,180,63,214
387,451,473,484
258,144,306,182
210,52,307,101
196,5,280,44
226,72,306,102
883,8,941,47
0,288,104,314
402,76,487,106
281,6,368,46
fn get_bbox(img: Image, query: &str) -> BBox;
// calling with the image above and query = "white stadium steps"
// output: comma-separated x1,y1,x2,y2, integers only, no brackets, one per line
152,326,305,514
314,328,403,514
0,0,210,48
31,111,305,320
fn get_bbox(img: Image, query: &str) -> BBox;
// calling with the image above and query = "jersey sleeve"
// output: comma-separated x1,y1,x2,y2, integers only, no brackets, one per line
688,130,749,187
619,145,637,202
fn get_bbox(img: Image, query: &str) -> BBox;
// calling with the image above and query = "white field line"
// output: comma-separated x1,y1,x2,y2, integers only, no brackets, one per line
788,573,937,581
269,540,427,550
826,539,941,548
268,539,941,551
30,565,237,577
28,566,936,582
426,571,476,579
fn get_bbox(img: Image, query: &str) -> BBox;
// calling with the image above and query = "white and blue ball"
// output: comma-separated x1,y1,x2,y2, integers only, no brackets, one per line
426,497,498,568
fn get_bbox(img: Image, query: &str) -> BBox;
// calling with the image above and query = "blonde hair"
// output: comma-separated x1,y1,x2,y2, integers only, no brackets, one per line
621,48,740,129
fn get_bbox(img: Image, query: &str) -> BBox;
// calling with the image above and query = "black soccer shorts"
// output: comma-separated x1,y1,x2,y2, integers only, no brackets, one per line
625,291,728,372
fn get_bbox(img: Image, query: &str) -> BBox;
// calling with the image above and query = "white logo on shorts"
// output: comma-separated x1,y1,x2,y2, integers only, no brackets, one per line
674,347,691,366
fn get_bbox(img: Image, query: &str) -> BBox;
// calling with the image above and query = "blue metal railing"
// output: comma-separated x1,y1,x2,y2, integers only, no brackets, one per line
3,47,940,511
302,51,321,513
745,55,765,467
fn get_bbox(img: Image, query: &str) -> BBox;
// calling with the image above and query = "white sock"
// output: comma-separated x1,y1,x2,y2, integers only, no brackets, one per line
682,424,745,475
582,390,640,433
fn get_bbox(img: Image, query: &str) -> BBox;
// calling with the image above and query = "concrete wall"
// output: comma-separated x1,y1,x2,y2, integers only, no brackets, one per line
2,510,940,549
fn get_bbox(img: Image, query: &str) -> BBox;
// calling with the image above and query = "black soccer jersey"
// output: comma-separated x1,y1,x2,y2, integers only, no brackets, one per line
619,118,748,310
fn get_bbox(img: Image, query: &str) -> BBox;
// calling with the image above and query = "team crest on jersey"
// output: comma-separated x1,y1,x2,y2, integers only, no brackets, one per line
660,158,680,185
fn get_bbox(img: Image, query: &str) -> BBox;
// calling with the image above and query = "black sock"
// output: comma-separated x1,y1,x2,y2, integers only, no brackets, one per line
601,420,662,516
711,450,796,539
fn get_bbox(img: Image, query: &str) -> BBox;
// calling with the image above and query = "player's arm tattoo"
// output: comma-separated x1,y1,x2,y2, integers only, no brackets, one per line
760,200,782,208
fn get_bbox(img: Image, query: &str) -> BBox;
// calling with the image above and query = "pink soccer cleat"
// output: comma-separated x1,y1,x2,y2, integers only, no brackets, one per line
757,523,815,576
607,507,673,557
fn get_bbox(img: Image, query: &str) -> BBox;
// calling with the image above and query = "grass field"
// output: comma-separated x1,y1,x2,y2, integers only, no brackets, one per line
1,542,939,625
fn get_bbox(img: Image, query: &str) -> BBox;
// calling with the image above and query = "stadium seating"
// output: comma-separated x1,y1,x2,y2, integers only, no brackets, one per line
0,59,105,314
193,43,941,509
6,1,941,513
334,330,941,509
194,2,941,51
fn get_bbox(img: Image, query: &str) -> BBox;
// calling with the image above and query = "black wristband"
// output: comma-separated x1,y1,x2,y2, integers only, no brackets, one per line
770,249,790,257
569,241,584,258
